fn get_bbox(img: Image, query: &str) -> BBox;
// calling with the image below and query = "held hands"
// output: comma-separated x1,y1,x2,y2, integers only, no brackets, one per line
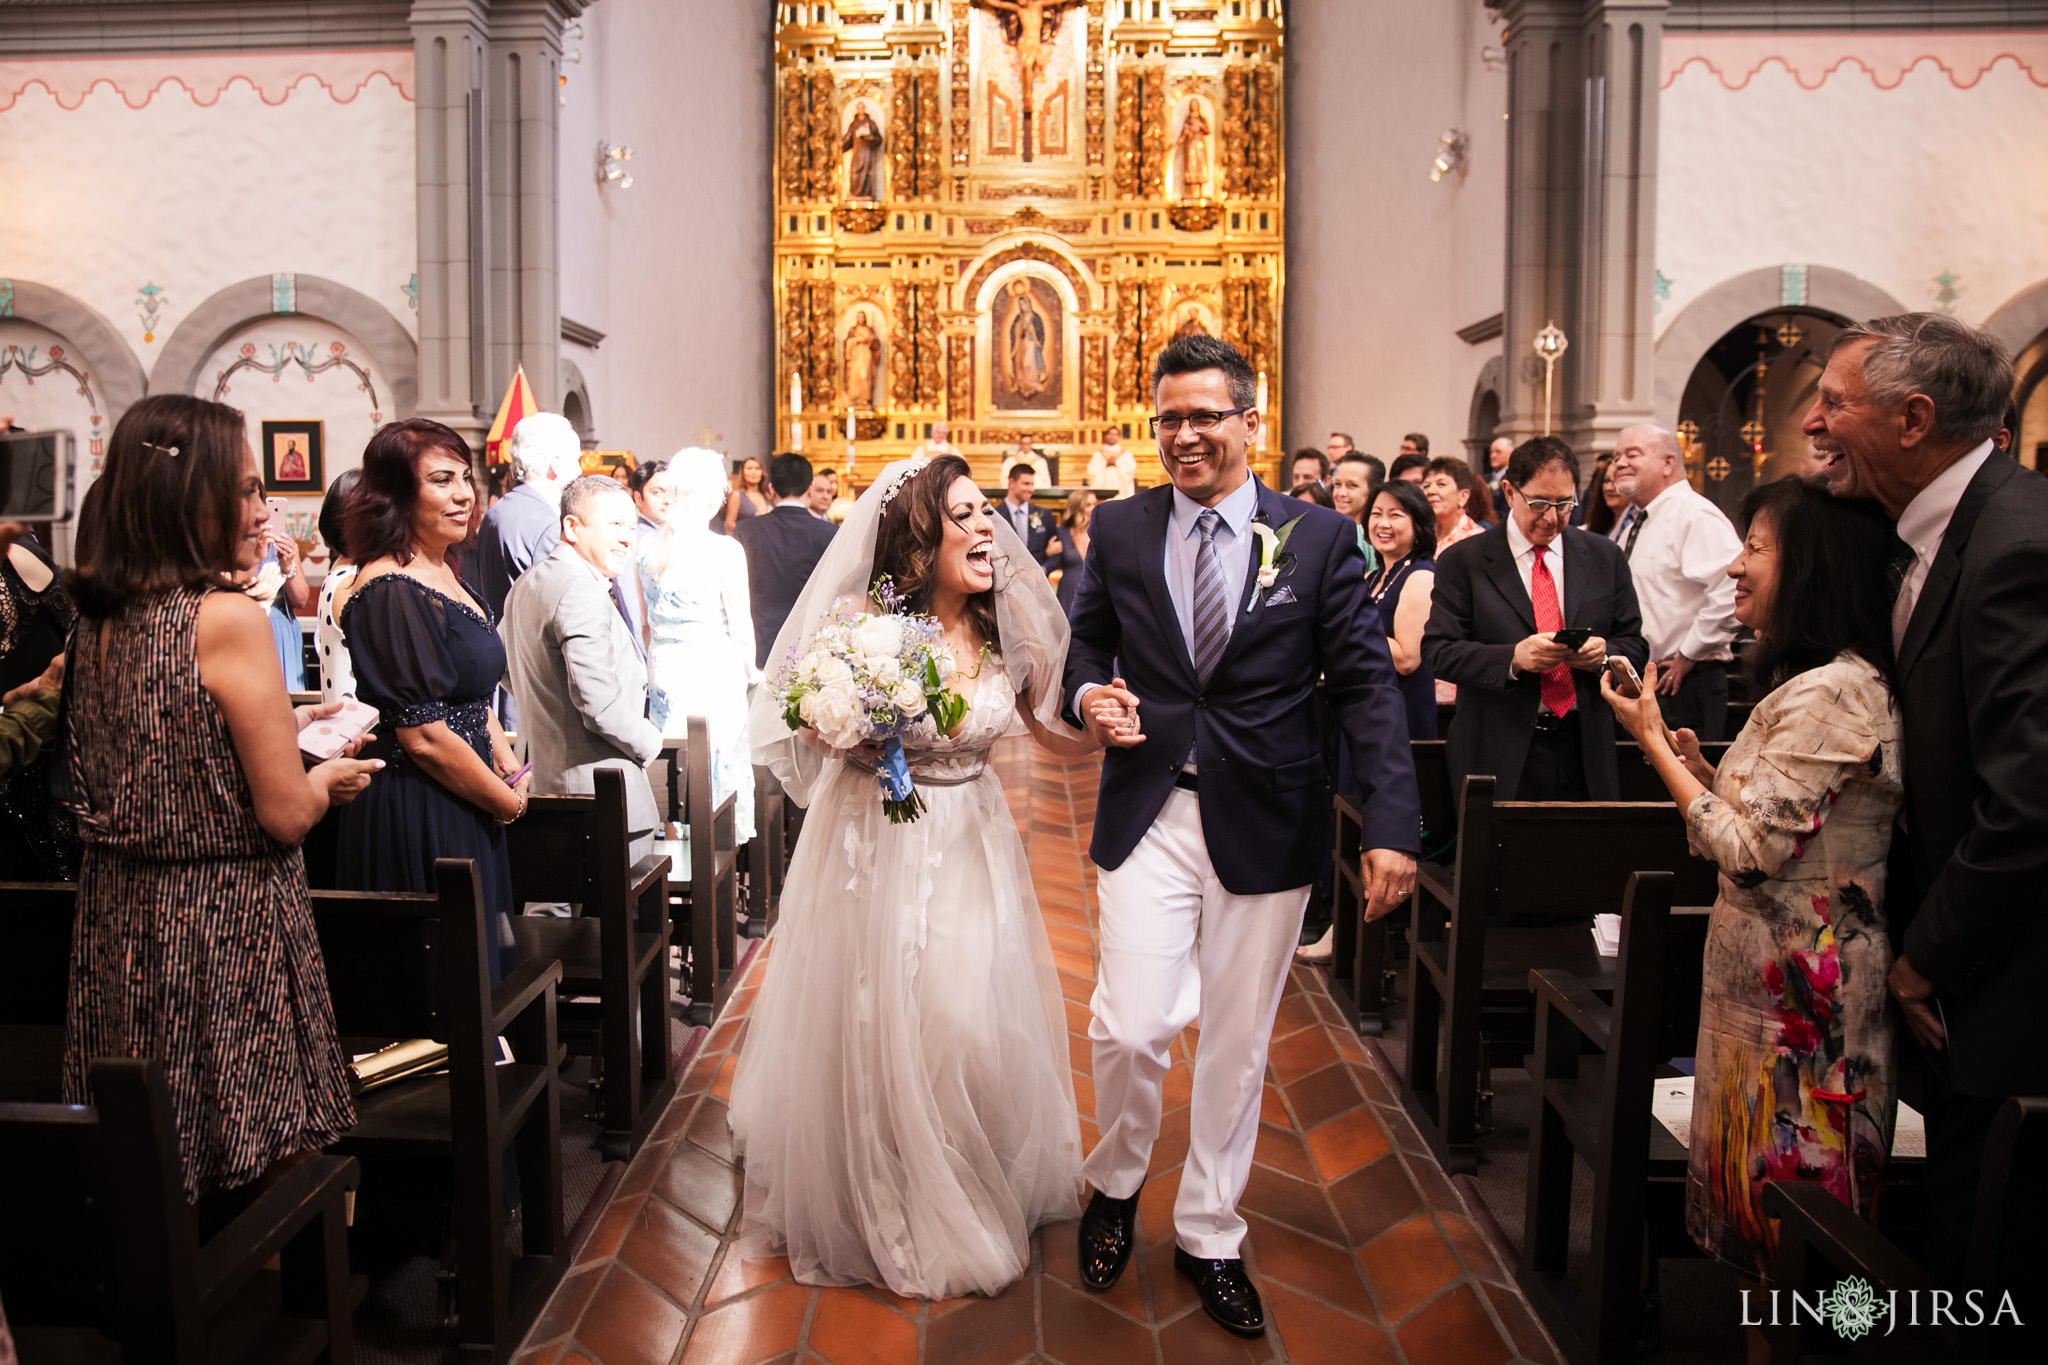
1084,677,1145,749
1362,849,1417,922
1889,956,1946,1052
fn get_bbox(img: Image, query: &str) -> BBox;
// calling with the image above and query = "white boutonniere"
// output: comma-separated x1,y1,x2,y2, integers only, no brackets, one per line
1248,514,1307,612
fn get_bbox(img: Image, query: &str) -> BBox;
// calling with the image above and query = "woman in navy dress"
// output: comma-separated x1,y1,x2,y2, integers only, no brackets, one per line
334,419,529,978
1361,479,1438,741
1049,489,1094,614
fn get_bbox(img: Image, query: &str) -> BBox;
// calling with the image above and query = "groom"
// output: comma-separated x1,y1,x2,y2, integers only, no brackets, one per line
1063,334,1420,1336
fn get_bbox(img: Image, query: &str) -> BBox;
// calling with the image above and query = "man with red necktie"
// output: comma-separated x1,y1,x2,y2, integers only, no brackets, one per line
1422,435,1648,800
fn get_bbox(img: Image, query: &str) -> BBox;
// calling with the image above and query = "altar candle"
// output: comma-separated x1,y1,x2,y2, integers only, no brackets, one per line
789,371,802,414
846,410,856,442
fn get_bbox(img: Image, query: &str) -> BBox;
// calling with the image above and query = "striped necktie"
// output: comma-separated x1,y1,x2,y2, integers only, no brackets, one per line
1191,509,1229,682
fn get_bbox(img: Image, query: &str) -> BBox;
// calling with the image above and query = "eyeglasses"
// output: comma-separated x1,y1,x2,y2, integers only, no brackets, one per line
1511,488,1578,517
1151,407,1249,438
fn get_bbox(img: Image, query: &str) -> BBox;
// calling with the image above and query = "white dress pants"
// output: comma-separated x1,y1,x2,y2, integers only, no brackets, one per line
1083,788,1310,1259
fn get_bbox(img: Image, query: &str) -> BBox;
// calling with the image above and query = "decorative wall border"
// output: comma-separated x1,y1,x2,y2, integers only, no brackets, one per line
0,278,149,435
0,48,415,113
1662,31,2048,91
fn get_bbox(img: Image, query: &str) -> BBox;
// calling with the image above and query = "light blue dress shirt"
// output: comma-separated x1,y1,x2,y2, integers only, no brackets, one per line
1164,473,1260,654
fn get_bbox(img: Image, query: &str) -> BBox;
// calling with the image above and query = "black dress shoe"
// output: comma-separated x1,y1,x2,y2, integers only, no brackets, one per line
1077,1189,1140,1291
1173,1247,1267,1337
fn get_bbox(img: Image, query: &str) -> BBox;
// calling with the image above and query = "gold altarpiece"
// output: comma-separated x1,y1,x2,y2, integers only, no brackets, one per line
773,0,1285,487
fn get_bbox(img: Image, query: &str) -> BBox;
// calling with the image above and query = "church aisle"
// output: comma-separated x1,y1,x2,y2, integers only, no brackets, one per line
511,739,1559,1365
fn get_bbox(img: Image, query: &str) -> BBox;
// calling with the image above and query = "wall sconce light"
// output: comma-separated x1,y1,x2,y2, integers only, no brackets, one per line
597,142,634,190
1430,130,1469,183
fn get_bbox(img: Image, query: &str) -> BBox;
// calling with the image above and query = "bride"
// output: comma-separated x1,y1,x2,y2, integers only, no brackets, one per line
728,454,1098,1299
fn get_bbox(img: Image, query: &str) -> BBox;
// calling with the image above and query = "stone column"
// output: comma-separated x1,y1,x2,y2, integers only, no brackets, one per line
409,0,491,448
1495,0,1666,471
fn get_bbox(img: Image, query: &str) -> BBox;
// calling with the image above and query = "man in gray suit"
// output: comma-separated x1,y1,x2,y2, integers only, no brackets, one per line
502,475,663,859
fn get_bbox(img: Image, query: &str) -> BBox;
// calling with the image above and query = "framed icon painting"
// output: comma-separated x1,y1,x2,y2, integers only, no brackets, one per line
261,420,324,494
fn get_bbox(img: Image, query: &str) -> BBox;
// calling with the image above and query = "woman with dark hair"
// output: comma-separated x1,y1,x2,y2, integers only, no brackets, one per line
1420,456,1487,551
1602,476,1905,1300
61,392,378,1204
1362,480,1438,741
1580,454,1625,536
720,454,772,533
1292,480,1335,509
313,468,361,703
335,418,527,977
729,453,1096,1298
0,507,77,878
1048,487,1095,612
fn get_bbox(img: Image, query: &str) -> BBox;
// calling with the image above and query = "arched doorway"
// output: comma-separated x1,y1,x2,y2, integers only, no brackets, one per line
1675,310,1847,519
1464,354,1504,476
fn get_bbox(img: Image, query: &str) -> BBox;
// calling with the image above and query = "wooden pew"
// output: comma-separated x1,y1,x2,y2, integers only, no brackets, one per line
313,857,565,1363
504,767,674,1162
0,881,73,1101
1401,774,1720,1173
0,1057,360,1364
1615,739,1731,803
648,719,741,1025
1327,742,1458,1036
1517,871,1709,1365
747,763,789,936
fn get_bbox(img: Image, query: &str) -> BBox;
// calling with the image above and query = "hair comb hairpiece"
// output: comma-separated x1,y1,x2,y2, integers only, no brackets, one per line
876,456,930,515
141,441,181,458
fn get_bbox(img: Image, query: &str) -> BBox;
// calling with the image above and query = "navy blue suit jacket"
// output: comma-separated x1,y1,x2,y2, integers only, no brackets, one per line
467,482,561,622
1062,479,1422,895
733,504,838,670
1000,500,1060,569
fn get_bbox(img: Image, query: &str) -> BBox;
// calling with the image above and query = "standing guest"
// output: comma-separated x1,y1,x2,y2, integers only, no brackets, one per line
1050,489,1096,613
1288,448,1330,491
1578,455,1623,535
721,455,773,534
621,458,675,641
998,463,1060,569
911,420,963,460
639,449,757,841
1356,453,1387,487
1602,476,1904,1303
337,418,529,980
1363,479,1439,741
1399,432,1431,461
1808,313,2048,1313
1423,436,1647,800
62,393,377,1204
1012,436,1052,487
314,469,361,703
1608,424,1743,741
808,467,837,519
468,412,580,728
1088,426,1138,499
733,452,838,670
1388,453,1429,485
1329,452,1382,575
1292,481,1335,509
0,519,78,879
1421,457,1487,550
255,524,311,691
1486,434,1514,521
1325,431,1355,466
503,476,663,862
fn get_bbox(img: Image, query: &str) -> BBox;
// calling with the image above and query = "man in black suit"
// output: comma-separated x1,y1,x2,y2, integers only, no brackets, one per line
1422,436,1647,800
732,452,837,669
1809,313,2048,1309
996,462,1060,570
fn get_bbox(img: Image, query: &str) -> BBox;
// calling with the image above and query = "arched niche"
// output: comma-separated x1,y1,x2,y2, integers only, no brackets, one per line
560,356,595,448
1464,354,1504,474
1986,280,2048,467
1654,266,1906,428
975,256,1083,427
149,275,417,419
1676,309,1850,518
0,279,148,458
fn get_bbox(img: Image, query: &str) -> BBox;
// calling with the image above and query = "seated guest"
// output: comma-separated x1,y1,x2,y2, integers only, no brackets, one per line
468,412,581,727
314,469,361,703
912,420,962,461
1388,452,1429,484
1288,448,1330,491
732,452,837,670
996,462,1060,569
1049,489,1095,613
62,393,377,1203
503,476,663,861
808,467,838,520
1087,426,1137,499
1601,475,1903,1299
1364,480,1438,740
1421,456,1487,550
337,419,529,978
638,449,756,841
721,454,773,534
1608,424,1743,741
1422,436,1646,799
1486,435,1513,521
0,518,78,879
1329,452,1381,574
1011,436,1051,487
1292,480,1335,509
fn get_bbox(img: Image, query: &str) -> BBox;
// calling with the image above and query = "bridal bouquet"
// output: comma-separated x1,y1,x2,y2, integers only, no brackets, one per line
773,591,968,823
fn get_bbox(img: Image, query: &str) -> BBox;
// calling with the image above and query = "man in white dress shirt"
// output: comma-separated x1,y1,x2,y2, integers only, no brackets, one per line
1607,424,1743,740
1087,426,1138,499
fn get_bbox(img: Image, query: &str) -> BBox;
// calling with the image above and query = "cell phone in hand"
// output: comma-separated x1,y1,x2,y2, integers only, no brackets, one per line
265,497,292,542
299,696,380,762
1551,626,1593,651
506,761,532,788
1605,655,1643,699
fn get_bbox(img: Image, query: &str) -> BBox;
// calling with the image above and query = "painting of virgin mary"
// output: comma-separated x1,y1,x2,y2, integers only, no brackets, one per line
991,276,1063,411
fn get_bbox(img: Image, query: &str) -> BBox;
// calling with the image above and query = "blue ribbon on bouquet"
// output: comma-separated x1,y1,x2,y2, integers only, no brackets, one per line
877,733,925,824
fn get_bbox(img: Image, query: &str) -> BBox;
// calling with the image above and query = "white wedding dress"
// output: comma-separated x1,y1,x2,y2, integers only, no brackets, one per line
727,459,1084,1299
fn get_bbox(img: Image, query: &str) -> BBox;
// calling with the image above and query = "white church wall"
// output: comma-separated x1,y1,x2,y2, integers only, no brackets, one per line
1284,0,1509,465
0,50,419,382
1656,32,2048,341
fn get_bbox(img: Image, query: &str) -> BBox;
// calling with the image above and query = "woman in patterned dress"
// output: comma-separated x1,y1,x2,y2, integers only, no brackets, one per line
1602,475,1906,1294
62,394,380,1203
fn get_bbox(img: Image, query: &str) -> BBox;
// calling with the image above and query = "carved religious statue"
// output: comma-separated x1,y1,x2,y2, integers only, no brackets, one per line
1005,280,1050,401
841,103,883,201
844,310,882,408
1178,98,1212,199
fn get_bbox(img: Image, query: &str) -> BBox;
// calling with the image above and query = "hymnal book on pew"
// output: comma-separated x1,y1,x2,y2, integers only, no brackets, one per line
1591,914,1621,957
347,1039,448,1095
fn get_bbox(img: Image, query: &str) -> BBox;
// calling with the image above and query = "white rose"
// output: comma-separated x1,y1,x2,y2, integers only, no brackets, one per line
871,656,902,688
853,615,904,662
892,679,928,716
807,686,863,748
814,655,854,687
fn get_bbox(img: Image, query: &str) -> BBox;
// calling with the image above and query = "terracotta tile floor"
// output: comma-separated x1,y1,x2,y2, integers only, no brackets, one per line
512,741,1560,1365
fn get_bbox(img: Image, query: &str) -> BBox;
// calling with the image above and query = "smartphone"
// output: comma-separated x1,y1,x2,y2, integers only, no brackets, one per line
0,429,75,522
1605,655,1643,699
265,497,292,541
298,696,381,762
505,761,532,788
1551,626,1593,651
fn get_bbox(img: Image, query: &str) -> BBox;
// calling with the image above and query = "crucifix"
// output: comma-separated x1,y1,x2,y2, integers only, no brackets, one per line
971,0,1084,163
694,425,724,446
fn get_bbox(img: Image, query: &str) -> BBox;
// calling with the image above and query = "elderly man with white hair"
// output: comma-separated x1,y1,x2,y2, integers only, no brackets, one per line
633,448,758,841
1606,423,1742,741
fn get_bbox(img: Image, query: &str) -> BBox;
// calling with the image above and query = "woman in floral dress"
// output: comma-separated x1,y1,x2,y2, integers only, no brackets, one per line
1604,475,1907,1282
